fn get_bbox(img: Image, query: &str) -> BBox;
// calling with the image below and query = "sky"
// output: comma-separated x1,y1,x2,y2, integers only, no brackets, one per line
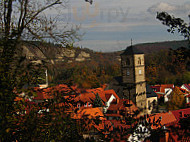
57,0,190,52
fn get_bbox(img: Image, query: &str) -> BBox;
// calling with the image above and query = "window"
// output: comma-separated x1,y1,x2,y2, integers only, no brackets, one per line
88,102,91,106
77,104,80,108
84,103,87,107
126,58,130,65
139,69,142,74
127,69,130,76
138,57,141,65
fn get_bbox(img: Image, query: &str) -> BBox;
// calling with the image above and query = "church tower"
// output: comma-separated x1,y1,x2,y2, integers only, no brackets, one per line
120,46,146,110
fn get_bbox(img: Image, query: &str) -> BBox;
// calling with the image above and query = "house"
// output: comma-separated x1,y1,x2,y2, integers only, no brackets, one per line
74,88,107,109
105,99,138,120
146,85,158,114
104,89,120,112
147,112,177,130
171,108,190,121
164,88,173,102
181,84,190,92
151,84,174,104
72,107,105,120
151,84,174,93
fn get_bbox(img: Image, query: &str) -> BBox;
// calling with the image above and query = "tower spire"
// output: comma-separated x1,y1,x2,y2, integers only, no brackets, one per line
131,38,133,47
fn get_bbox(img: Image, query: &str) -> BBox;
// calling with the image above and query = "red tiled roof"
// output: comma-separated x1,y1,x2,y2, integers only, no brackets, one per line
72,107,105,120
74,87,108,104
183,84,190,91
171,108,190,121
86,88,107,102
107,99,125,111
74,92,95,103
104,89,120,101
160,84,174,93
151,84,174,93
147,112,177,129
107,99,137,113
105,94,112,101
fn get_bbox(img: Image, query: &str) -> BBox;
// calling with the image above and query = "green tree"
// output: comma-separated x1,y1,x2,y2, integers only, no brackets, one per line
93,93,103,107
156,12,190,48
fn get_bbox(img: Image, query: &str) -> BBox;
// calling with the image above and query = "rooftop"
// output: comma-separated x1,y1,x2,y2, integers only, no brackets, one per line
121,46,144,56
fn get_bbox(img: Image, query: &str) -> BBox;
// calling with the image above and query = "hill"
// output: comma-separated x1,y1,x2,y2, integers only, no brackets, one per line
19,40,190,87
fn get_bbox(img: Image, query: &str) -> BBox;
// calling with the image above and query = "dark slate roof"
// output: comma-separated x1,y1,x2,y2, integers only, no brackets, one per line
146,85,157,98
106,76,124,99
120,46,144,55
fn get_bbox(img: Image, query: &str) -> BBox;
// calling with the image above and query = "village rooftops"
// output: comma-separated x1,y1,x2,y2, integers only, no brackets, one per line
171,108,190,121
147,112,177,129
72,107,105,120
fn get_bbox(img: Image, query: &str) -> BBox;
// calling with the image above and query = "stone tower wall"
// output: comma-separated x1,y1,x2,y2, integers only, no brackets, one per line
121,52,147,111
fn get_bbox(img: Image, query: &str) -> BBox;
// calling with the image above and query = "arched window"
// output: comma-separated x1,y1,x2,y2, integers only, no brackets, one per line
138,57,141,65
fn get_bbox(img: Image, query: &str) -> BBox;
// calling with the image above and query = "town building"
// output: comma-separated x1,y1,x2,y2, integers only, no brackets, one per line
120,46,147,111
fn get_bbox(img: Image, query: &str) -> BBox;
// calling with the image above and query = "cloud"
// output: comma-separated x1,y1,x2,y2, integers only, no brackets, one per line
147,2,190,15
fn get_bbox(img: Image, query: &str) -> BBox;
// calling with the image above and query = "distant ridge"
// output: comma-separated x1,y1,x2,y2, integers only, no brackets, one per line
130,40,189,54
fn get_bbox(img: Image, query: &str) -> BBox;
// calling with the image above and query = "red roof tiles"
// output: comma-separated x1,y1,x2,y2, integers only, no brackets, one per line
72,107,105,120
171,108,190,121
147,112,177,129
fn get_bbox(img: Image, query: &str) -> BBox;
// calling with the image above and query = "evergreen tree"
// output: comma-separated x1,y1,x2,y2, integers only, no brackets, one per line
93,93,103,107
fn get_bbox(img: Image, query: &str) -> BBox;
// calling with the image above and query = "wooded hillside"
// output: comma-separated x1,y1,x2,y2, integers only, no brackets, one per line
18,40,190,87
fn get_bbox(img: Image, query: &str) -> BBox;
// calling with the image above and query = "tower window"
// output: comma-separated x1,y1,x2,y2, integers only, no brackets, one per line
127,70,130,76
138,57,141,65
126,58,130,65
139,70,142,74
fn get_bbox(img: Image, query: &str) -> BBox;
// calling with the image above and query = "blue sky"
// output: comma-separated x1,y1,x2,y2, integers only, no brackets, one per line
56,0,190,52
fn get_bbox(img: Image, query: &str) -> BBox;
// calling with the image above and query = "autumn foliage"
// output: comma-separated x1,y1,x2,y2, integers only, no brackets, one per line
167,87,185,110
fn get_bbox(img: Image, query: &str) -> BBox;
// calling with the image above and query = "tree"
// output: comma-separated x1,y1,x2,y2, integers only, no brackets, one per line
93,93,103,107
0,0,81,141
167,87,185,110
156,12,190,48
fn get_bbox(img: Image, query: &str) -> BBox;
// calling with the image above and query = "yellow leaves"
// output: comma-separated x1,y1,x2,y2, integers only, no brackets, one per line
6,128,10,133
168,87,185,110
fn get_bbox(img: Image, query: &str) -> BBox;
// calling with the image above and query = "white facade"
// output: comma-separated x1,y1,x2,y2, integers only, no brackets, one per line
104,94,116,113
